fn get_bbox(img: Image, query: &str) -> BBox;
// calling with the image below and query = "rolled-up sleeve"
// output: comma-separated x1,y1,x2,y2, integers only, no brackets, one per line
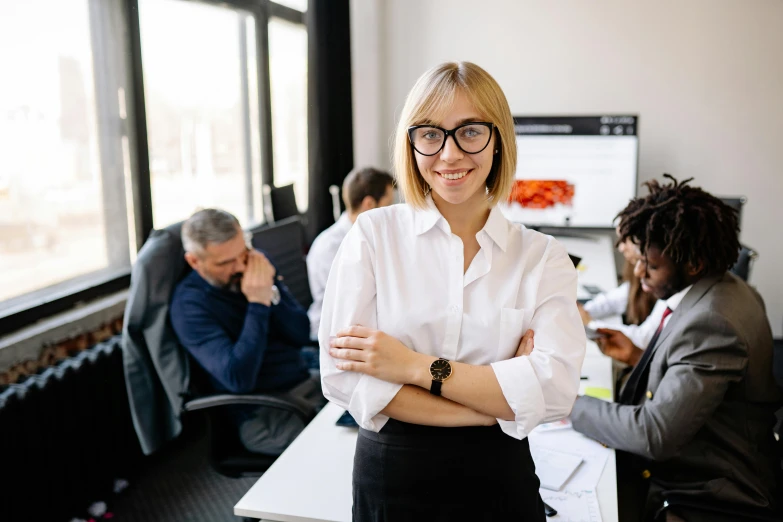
318,216,403,432
490,240,586,439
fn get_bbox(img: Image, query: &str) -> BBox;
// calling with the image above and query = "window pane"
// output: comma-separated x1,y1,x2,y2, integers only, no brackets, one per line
139,0,262,228
269,17,308,212
0,0,132,308
272,0,307,12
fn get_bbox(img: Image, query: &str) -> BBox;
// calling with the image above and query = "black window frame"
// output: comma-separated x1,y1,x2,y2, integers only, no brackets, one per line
0,0,307,337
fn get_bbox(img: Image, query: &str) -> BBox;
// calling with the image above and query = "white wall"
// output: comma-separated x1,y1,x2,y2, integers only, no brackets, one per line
351,0,783,336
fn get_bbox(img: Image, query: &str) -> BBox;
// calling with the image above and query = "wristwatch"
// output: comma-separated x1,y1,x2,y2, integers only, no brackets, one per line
429,358,452,396
270,284,281,306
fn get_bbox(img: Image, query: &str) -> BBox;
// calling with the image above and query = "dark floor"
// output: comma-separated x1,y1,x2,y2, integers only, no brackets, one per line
109,415,257,522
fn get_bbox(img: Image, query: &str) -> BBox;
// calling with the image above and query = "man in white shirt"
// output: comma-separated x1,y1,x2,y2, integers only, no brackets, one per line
306,167,394,338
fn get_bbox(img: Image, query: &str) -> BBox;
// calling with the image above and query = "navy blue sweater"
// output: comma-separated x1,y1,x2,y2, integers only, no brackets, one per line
170,270,311,394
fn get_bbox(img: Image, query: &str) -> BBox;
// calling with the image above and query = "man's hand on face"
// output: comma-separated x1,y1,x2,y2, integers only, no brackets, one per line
241,250,276,306
594,328,644,366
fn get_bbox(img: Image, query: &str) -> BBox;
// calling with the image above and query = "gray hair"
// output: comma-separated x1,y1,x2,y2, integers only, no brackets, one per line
182,208,242,256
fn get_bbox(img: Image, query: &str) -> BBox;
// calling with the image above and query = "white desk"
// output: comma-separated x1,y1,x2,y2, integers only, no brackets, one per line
555,234,618,301
236,233,620,522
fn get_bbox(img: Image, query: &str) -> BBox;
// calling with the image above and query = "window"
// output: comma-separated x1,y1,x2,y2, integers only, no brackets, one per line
0,0,310,334
269,16,309,212
139,0,264,228
0,0,134,312
271,0,307,12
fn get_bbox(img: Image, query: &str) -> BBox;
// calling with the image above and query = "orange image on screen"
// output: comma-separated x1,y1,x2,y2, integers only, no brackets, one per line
508,180,575,209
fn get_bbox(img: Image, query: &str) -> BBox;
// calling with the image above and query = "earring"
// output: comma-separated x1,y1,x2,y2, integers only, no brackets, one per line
494,149,499,154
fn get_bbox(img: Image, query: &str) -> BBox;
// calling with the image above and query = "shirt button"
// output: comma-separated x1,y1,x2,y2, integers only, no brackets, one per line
646,390,653,400
451,305,460,313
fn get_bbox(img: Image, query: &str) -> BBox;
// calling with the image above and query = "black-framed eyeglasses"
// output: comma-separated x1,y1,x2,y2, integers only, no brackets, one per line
407,122,495,156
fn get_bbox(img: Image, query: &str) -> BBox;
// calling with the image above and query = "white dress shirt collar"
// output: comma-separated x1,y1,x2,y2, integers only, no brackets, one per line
414,195,509,252
665,284,693,312
334,211,353,232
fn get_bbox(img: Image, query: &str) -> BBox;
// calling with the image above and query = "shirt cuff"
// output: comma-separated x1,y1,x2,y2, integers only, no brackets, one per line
491,357,546,440
348,375,403,432
247,302,272,315
583,299,599,316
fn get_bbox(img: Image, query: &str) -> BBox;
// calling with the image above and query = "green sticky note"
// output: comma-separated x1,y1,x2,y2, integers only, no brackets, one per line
584,386,612,400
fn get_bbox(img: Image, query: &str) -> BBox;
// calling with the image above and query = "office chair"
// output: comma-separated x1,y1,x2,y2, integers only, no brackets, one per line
774,332,783,390
730,245,758,282
329,184,341,222
655,493,782,522
263,183,300,223
719,196,747,231
122,220,316,478
249,215,314,310
718,196,757,282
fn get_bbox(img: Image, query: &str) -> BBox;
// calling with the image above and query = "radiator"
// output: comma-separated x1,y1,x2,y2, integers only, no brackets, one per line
0,335,142,521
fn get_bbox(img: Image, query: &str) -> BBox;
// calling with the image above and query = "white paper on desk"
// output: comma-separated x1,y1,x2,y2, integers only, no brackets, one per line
540,489,602,522
530,446,582,491
529,429,610,491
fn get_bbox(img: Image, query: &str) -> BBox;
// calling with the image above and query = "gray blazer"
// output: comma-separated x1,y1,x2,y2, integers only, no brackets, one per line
571,272,782,514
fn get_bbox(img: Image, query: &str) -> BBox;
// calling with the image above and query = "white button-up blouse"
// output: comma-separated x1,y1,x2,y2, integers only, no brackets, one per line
318,198,586,439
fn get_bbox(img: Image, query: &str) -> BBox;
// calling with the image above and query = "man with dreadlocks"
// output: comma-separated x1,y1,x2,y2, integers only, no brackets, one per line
570,175,782,522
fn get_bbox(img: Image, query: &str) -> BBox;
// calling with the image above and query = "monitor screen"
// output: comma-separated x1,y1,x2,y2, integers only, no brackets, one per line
499,115,639,228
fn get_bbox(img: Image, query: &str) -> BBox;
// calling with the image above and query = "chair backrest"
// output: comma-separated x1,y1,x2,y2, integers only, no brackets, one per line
264,183,300,223
250,216,313,309
719,196,746,231
730,245,757,282
774,337,783,390
329,184,341,222
121,221,192,455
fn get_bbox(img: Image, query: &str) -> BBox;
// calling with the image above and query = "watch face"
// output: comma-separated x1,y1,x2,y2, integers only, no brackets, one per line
430,359,451,381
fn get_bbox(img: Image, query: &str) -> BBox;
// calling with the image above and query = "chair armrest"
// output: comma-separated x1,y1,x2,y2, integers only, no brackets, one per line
183,392,315,424
659,493,780,522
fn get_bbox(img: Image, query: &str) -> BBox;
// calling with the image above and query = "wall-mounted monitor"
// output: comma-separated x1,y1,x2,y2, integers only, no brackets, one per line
499,115,639,228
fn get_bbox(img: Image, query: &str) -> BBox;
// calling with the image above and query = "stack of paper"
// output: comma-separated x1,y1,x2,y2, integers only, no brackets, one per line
530,446,583,491
529,428,611,492
539,489,602,522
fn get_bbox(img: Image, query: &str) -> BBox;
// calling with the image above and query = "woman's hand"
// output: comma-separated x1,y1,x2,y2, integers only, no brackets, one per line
577,303,592,325
329,326,427,384
515,329,535,357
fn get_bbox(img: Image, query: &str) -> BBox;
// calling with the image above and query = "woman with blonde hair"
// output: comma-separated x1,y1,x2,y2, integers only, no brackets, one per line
319,61,585,520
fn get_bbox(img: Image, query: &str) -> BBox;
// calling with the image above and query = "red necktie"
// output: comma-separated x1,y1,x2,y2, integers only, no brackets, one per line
651,307,673,347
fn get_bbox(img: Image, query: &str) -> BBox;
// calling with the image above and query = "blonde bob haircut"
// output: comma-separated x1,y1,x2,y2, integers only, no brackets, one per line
393,61,517,209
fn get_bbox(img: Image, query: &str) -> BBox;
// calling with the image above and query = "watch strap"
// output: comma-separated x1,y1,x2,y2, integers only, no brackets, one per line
430,380,443,396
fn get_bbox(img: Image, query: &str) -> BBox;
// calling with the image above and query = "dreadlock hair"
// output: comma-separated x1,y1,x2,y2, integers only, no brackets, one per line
615,174,740,277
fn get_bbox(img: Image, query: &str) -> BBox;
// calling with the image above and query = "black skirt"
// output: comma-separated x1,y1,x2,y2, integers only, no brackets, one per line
352,419,545,521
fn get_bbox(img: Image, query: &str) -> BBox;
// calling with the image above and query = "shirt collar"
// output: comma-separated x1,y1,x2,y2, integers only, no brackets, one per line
665,284,693,311
335,212,353,232
413,195,509,252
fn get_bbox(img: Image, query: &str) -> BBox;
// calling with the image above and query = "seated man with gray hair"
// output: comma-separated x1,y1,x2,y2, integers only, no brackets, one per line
170,208,323,456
